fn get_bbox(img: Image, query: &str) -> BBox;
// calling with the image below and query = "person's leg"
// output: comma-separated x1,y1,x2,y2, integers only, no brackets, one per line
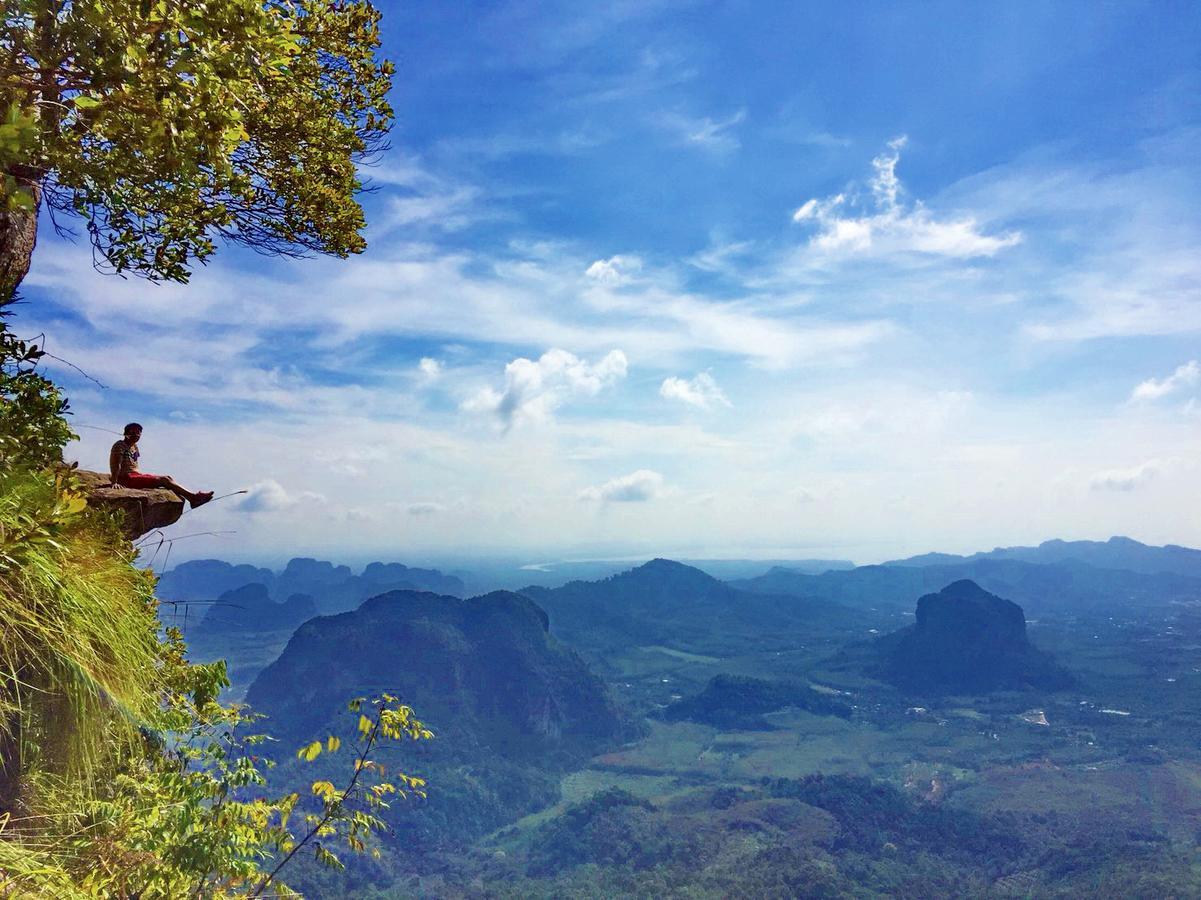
158,476,214,508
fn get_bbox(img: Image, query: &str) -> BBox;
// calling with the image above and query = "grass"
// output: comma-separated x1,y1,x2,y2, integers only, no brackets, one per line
0,469,160,790
0,468,169,896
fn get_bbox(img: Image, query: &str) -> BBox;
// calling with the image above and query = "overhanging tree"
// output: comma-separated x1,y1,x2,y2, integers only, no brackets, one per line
0,0,394,300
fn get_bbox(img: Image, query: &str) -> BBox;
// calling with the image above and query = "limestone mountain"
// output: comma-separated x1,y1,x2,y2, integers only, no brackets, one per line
247,588,633,756
156,556,467,617
245,588,640,850
875,580,1072,693
196,583,317,633
156,558,276,602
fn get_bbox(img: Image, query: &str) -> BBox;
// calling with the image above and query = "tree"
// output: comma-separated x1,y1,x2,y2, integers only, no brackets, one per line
0,0,394,300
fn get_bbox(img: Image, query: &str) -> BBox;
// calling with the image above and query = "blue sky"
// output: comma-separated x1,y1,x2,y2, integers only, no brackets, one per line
19,0,1201,564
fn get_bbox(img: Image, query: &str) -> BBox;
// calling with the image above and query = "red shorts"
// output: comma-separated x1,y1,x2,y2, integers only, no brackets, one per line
119,472,165,489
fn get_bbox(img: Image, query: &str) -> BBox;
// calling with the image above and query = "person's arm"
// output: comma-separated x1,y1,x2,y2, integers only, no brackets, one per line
108,444,124,486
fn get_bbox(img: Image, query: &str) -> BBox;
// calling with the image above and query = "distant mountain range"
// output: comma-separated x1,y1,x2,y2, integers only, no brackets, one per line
734,545,1201,615
157,557,466,623
887,536,1201,579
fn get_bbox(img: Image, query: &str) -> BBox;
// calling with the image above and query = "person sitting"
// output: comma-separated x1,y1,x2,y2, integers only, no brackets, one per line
109,422,214,509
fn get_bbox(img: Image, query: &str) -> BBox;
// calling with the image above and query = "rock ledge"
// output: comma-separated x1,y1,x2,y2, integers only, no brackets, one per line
75,469,184,539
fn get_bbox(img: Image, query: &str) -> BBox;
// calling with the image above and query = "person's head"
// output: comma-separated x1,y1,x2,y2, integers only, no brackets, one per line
123,423,143,443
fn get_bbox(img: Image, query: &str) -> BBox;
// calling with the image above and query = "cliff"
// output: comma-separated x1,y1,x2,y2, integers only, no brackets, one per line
76,469,183,539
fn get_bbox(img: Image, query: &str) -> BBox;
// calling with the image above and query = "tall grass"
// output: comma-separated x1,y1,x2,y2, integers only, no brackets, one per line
0,468,160,796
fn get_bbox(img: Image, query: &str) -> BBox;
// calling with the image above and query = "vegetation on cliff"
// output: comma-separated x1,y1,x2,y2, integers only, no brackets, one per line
1,298,435,896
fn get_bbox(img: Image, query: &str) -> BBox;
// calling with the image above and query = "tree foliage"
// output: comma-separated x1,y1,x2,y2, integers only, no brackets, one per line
0,297,73,470
0,0,393,294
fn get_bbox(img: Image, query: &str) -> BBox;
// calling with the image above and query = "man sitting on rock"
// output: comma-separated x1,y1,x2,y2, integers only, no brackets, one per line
109,423,213,508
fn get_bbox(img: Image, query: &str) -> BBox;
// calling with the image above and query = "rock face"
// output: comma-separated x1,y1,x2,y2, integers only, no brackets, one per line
246,588,636,761
76,469,183,539
880,580,1072,693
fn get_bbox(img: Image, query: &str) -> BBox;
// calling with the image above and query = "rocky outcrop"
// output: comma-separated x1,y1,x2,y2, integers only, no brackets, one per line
76,469,183,539
879,579,1073,693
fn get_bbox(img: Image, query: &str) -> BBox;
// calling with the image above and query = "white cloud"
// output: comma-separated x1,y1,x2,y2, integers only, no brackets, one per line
686,239,754,273
1130,360,1199,402
655,108,746,152
237,480,327,513
462,348,628,427
418,357,442,379
1090,460,1161,492
659,372,731,409
579,469,664,502
360,152,482,232
791,136,1022,259
585,255,643,284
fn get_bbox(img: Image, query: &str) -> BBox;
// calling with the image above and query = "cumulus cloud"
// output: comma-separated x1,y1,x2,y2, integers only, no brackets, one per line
791,136,1021,259
462,348,628,427
1090,460,1161,492
659,372,731,409
237,479,326,513
578,469,664,502
585,255,643,284
1130,360,1199,402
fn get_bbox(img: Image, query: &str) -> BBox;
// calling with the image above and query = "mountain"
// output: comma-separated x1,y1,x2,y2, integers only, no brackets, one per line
245,588,639,853
156,558,278,601
520,558,854,658
247,588,633,756
734,557,1201,614
887,536,1201,579
156,556,467,618
875,580,1072,693
359,561,466,597
196,583,317,633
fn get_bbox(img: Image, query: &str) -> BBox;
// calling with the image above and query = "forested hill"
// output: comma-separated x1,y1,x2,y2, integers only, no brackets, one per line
519,558,854,658
246,588,636,757
242,588,641,870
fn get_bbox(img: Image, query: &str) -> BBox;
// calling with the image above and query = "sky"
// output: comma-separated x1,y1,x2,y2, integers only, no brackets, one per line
17,0,1201,566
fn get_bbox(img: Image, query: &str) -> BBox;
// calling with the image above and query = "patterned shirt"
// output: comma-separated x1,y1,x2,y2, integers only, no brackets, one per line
110,439,139,474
